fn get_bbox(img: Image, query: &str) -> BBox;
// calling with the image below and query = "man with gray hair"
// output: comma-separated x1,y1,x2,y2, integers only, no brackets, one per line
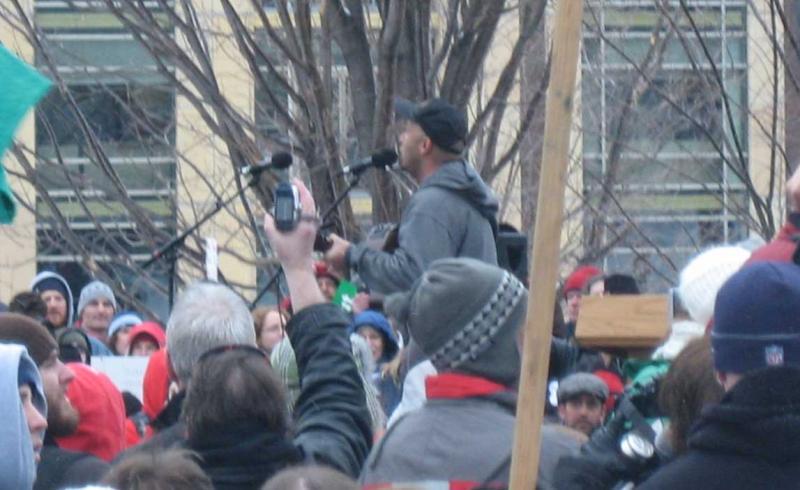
165,281,255,387
117,281,256,456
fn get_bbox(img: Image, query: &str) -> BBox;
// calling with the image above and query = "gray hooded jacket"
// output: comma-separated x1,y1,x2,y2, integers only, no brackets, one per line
348,160,498,294
0,344,47,490
30,271,74,328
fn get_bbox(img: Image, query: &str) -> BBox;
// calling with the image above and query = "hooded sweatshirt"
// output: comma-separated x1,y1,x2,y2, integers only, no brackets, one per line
350,310,401,417
349,310,399,364
0,344,47,490
126,322,166,354
348,160,498,294
55,363,126,462
638,366,800,490
30,271,74,329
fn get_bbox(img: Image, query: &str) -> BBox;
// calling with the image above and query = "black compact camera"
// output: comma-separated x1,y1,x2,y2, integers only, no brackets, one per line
273,182,301,232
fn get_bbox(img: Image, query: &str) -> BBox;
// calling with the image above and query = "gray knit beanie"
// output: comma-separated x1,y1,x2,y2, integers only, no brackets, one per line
393,257,527,387
77,280,117,316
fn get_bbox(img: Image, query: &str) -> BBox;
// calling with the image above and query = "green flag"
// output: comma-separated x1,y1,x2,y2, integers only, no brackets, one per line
332,279,359,313
0,44,52,223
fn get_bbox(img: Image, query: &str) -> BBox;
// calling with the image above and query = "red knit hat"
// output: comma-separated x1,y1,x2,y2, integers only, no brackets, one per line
56,363,126,461
593,368,624,413
563,265,602,297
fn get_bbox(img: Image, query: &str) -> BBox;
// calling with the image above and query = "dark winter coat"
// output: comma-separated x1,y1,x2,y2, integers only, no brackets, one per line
347,160,498,294
638,366,800,490
190,424,302,490
192,304,372,488
35,435,109,490
113,390,186,462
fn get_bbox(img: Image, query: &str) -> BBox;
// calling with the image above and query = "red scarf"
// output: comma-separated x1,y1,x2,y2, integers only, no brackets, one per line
425,372,508,399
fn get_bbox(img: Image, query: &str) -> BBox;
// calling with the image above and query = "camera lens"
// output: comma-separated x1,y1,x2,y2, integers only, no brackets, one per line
619,432,655,460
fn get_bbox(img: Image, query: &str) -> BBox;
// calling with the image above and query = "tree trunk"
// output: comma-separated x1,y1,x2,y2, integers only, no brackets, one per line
520,0,548,243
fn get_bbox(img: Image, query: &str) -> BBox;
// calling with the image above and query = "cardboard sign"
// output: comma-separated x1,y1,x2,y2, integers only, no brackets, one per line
205,237,218,281
576,294,671,349
90,356,149,402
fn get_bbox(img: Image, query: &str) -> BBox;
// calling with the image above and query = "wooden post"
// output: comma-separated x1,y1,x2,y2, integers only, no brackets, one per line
508,1,584,489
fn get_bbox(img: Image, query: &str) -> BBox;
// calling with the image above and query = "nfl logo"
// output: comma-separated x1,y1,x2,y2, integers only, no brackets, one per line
765,345,784,367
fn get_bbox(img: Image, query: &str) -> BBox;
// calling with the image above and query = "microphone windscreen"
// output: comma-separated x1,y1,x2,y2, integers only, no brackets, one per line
373,148,398,167
271,152,293,169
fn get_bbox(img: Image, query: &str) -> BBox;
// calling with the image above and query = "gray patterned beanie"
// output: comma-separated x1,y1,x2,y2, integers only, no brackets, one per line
396,257,527,386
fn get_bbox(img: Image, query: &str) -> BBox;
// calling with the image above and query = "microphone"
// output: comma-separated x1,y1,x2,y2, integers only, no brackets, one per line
340,148,398,176
241,152,293,176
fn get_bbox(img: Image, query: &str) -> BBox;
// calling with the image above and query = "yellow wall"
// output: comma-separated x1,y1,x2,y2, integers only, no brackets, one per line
174,0,259,295
748,1,787,228
0,0,39,301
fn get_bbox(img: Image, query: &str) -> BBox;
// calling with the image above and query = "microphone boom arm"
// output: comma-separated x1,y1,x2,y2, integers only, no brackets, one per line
143,170,267,307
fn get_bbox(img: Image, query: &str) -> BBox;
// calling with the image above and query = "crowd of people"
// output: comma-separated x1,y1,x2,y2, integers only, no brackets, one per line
2,97,800,489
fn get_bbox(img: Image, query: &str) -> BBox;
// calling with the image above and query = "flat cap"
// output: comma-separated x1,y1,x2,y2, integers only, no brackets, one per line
557,372,609,403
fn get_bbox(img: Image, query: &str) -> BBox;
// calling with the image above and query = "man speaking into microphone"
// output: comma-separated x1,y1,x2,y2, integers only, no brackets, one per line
324,97,499,294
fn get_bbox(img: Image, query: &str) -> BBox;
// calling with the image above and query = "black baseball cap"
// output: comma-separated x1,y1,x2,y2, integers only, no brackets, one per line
394,97,468,154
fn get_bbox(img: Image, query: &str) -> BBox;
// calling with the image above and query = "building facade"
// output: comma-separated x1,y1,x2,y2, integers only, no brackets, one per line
0,0,789,313
577,0,784,291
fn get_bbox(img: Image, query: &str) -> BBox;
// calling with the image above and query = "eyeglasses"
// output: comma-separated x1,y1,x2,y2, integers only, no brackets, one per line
198,344,268,364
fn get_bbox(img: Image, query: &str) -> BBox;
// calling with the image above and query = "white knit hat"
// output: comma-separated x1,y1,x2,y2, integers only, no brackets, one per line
677,246,751,327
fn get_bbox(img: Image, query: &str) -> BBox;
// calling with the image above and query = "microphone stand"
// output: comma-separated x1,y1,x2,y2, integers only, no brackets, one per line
143,170,268,309
250,169,366,308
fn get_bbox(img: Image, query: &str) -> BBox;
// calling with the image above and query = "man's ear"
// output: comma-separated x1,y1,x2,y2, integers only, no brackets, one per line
420,136,434,156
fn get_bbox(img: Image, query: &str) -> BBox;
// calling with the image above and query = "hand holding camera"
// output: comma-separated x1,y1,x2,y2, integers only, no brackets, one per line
273,181,302,232
264,178,318,273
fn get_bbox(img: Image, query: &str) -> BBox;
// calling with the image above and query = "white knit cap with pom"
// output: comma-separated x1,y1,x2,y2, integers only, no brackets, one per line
677,246,751,327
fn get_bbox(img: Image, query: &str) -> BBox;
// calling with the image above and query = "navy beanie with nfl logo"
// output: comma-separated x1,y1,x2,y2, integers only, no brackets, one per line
712,261,800,374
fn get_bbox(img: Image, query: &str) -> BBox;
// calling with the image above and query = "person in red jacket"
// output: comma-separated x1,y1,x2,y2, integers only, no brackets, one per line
127,322,166,357
55,362,126,462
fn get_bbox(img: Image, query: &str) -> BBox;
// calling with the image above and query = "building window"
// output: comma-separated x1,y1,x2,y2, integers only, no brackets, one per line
33,1,176,318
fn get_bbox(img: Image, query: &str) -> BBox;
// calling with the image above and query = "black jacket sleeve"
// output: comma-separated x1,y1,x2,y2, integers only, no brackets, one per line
35,446,109,490
549,338,605,379
549,338,582,379
289,303,372,477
